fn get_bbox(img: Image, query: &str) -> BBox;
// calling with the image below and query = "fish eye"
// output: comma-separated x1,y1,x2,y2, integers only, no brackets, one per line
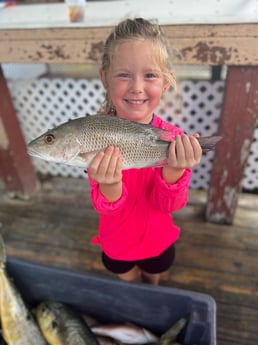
52,320,58,329
26,313,32,321
44,134,55,145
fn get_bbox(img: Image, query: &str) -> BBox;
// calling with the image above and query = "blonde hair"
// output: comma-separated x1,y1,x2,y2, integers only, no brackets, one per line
99,17,176,114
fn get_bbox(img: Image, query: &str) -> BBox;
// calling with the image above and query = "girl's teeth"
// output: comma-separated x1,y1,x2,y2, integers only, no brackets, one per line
128,100,144,104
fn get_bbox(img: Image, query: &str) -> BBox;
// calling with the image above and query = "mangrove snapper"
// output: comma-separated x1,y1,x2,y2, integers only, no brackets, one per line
36,300,100,345
27,115,221,170
0,235,47,345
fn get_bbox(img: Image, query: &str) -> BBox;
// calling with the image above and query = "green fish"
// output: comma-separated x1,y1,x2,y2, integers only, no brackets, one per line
159,317,188,345
36,300,100,345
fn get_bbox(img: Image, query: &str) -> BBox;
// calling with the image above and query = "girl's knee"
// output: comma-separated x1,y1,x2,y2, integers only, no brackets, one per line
140,271,160,285
117,266,140,282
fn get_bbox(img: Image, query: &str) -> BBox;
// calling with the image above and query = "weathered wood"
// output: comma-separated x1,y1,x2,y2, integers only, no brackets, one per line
0,176,258,345
0,66,39,197
0,24,257,65
206,66,258,224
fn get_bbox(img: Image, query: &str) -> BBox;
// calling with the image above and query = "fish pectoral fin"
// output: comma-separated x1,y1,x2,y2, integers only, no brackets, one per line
78,151,101,164
145,126,174,143
150,159,168,168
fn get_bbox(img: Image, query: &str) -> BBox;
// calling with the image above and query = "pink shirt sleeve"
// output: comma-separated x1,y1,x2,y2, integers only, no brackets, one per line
149,167,192,213
88,175,128,215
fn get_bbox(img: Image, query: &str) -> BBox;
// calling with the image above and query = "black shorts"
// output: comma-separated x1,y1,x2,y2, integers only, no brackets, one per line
102,244,175,274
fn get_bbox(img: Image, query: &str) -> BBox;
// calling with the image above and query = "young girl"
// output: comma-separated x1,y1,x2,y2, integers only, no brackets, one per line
88,17,202,285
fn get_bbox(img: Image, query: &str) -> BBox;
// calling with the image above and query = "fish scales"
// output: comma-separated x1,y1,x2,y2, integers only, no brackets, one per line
27,115,222,170
69,116,168,169
36,301,100,345
0,235,47,345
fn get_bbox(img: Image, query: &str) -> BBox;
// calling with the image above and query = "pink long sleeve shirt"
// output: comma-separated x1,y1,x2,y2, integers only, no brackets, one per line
89,115,192,261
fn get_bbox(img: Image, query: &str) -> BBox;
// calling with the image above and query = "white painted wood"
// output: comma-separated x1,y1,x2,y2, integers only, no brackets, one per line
0,0,257,29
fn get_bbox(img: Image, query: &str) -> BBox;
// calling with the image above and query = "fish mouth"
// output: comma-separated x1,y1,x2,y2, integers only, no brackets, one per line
27,146,38,157
27,146,46,159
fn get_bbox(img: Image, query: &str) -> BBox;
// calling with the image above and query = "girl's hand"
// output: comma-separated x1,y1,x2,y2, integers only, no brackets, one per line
167,134,202,169
89,146,122,185
162,134,202,185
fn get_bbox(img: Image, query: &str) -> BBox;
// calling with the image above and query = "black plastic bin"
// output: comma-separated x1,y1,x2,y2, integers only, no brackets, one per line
6,258,216,345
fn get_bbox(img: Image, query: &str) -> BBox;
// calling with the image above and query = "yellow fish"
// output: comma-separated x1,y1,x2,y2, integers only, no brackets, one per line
0,235,47,345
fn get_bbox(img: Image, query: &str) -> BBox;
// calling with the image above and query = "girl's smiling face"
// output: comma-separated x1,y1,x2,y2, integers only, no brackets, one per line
100,40,170,124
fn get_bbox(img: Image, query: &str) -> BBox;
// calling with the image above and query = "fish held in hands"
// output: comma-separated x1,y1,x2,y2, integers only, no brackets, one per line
27,115,222,170
0,235,47,345
36,300,100,345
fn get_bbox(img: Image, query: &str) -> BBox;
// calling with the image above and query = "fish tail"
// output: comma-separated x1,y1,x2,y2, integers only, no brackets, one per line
151,127,222,153
198,136,222,153
0,234,6,270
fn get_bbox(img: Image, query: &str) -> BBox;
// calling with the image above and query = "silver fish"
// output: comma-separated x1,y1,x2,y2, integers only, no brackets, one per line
0,235,47,345
27,115,222,170
36,300,100,345
91,323,159,344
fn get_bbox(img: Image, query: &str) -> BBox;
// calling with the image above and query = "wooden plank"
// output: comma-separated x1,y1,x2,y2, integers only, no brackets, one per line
206,66,258,224
1,24,258,40
0,24,257,64
0,66,39,197
1,176,258,345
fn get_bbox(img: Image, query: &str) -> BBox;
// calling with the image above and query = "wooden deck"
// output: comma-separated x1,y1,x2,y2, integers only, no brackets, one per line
0,175,258,345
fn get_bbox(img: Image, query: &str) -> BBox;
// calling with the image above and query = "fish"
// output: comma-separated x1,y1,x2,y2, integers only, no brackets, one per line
36,300,100,345
159,317,188,345
91,323,159,344
0,235,47,345
27,115,222,170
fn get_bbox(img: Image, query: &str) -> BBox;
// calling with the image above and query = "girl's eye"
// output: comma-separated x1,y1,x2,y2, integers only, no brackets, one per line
117,73,130,78
145,73,158,79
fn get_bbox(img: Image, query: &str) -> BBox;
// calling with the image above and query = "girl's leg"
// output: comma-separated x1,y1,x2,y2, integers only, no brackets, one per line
140,270,160,285
138,245,175,285
117,266,140,282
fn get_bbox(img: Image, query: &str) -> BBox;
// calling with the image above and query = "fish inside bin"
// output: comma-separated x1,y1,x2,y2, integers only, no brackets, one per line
1,235,216,344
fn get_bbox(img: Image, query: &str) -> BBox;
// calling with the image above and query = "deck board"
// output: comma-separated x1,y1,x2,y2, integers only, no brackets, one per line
0,175,258,345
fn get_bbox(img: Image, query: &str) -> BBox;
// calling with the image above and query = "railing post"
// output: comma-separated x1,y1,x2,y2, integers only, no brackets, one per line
206,66,258,224
0,65,39,197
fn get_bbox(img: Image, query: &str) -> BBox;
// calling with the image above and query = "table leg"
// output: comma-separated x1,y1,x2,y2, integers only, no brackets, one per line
206,66,258,224
0,65,39,198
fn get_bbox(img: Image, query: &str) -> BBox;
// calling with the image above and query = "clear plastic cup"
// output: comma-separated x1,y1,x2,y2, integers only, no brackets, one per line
65,0,86,23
